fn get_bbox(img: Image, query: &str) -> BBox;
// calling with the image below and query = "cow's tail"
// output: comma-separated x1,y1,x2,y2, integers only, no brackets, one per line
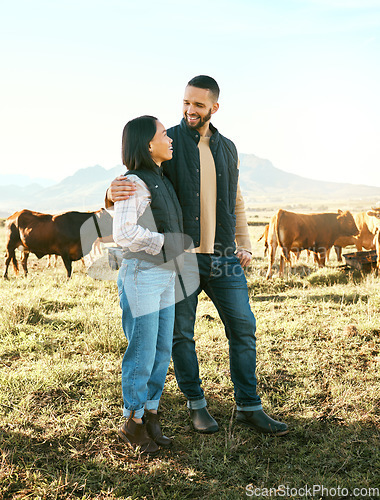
4,218,19,274
258,224,269,256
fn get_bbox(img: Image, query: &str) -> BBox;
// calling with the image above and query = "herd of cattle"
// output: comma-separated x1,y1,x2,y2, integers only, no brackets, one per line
2,206,380,280
260,208,380,278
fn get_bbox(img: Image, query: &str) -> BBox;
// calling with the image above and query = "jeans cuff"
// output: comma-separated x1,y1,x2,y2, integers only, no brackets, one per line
145,399,160,411
123,407,145,419
236,404,263,412
187,397,207,410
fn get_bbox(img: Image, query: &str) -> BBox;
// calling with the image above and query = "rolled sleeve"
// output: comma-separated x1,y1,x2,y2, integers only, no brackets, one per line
112,176,164,255
235,181,252,253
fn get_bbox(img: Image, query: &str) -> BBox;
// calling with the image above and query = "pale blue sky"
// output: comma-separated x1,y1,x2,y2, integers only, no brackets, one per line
1,0,380,186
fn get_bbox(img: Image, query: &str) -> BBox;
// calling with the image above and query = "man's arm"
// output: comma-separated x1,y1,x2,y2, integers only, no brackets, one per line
105,175,137,209
235,181,252,267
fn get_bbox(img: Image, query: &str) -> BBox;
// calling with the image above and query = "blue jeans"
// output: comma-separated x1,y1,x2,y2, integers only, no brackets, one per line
172,253,262,411
117,258,176,419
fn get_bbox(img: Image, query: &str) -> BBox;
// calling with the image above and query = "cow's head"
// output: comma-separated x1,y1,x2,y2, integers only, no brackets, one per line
367,208,380,221
337,210,359,236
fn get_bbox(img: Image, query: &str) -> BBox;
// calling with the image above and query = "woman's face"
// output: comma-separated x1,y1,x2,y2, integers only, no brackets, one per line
149,121,173,166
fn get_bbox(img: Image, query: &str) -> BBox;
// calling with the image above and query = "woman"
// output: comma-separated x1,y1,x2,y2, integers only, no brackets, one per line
113,115,183,455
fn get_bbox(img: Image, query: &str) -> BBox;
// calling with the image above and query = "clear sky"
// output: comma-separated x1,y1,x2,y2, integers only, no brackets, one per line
1,0,380,186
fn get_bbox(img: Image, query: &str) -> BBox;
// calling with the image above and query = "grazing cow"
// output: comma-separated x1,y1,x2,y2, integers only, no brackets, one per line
4,208,112,278
333,211,380,261
366,208,380,270
264,213,311,278
266,209,358,279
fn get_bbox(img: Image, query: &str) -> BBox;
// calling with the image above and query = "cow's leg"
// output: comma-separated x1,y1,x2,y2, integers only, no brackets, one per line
20,250,30,276
316,247,327,267
279,247,292,278
47,254,59,268
279,253,285,277
334,246,342,262
61,255,73,278
291,247,300,262
4,249,18,279
311,251,320,267
4,244,19,279
266,242,277,279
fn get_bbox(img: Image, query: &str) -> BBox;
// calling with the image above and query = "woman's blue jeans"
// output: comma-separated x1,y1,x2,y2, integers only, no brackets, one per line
172,253,262,411
117,258,175,419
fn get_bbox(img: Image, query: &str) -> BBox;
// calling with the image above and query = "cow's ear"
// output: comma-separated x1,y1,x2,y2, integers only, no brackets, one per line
337,209,343,215
367,210,378,217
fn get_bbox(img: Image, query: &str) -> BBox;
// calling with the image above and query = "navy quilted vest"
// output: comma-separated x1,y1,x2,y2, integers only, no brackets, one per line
163,119,239,255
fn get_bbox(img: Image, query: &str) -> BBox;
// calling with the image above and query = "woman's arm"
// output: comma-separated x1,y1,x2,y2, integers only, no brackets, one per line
113,175,164,255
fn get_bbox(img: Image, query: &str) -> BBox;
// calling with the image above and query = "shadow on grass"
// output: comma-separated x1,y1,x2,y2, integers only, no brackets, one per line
1,388,379,499
307,293,369,304
252,294,299,302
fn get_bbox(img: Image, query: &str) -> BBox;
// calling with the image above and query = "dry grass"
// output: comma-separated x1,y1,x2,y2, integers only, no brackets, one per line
0,223,379,499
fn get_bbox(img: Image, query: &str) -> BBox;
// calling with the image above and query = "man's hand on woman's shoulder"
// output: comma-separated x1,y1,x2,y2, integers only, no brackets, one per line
107,175,137,203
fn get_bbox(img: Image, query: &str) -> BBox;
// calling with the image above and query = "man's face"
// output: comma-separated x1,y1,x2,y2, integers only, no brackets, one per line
182,85,219,131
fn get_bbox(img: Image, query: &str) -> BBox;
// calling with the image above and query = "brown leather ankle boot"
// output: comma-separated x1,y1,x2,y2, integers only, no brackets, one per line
118,418,159,454
144,411,172,447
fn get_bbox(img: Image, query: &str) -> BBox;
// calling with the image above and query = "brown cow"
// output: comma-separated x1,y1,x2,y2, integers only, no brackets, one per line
333,211,380,261
266,209,358,279
4,208,112,278
265,213,312,278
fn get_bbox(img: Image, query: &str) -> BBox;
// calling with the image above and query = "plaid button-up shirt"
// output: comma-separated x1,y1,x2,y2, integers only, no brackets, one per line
113,175,164,255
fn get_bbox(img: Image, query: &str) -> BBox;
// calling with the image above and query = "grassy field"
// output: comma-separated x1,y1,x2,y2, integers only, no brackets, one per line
0,220,379,499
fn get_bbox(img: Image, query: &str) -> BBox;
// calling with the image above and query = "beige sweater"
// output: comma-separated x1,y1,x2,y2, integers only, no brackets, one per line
194,136,251,254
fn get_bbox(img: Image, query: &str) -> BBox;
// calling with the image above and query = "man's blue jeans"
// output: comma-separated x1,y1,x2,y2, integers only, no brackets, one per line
117,258,176,419
172,253,262,411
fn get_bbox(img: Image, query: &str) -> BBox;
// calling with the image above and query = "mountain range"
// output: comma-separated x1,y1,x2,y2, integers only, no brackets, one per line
1,154,379,218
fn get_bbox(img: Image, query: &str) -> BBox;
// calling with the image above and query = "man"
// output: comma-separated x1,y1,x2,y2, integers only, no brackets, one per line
106,76,288,436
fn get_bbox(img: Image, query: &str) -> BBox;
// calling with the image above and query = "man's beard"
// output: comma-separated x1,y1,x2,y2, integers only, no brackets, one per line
184,108,212,130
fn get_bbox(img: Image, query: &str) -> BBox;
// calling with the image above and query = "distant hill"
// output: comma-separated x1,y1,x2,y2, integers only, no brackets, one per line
238,154,380,208
0,156,379,217
0,165,125,216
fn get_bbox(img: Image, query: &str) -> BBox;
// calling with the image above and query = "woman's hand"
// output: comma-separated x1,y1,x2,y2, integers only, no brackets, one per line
107,175,137,202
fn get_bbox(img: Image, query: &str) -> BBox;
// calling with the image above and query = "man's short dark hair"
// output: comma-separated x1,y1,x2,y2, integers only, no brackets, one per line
187,75,220,102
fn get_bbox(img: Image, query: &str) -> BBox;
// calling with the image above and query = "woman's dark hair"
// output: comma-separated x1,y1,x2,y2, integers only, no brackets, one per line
121,115,158,171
